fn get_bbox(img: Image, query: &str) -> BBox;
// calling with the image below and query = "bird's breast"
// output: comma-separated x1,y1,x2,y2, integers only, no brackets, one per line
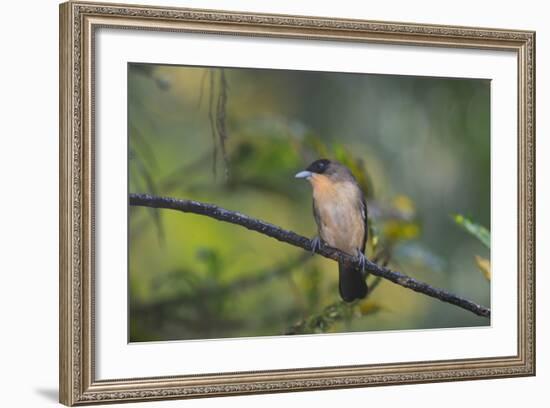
312,180,365,255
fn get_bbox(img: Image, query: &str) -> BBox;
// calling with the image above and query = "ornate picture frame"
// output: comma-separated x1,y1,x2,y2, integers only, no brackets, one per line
59,1,535,405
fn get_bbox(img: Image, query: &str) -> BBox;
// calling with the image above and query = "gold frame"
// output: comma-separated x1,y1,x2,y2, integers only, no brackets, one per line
59,1,536,405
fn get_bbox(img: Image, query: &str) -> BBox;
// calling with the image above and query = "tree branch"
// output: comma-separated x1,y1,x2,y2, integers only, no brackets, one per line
129,193,490,318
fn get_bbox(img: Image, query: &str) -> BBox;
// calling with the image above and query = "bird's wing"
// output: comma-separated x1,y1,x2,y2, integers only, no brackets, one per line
312,199,321,231
360,195,368,254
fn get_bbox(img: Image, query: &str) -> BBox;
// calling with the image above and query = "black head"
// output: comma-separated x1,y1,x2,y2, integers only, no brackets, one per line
306,158,331,174
295,158,354,182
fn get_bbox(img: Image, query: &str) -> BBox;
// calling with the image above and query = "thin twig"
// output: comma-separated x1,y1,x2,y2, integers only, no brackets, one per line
196,68,209,109
216,69,230,179
129,193,491,318
208,69,218,177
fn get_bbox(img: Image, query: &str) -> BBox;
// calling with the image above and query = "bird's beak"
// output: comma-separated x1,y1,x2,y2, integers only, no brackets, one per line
295,170,313,179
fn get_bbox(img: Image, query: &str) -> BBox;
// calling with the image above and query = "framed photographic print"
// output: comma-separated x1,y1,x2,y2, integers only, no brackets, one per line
59,1,536,405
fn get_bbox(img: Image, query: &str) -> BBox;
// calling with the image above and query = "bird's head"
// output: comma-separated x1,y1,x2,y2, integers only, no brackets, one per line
295,159,354,186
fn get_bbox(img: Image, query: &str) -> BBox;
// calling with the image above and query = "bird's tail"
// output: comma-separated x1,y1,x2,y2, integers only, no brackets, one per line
338,261,368,302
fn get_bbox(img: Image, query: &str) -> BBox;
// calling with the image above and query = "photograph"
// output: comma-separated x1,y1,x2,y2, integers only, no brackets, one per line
57,2,536,404
127,63,491,342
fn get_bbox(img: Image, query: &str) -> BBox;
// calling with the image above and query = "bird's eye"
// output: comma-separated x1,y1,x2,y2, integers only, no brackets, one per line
306,159,330,174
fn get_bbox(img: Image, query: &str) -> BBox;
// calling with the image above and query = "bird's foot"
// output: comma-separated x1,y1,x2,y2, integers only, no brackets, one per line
356,250,368,277
310,236,322,254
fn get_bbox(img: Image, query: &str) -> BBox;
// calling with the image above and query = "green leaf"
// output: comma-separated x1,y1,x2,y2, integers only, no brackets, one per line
383,220,420,242
359,300,382,316
452,214,490,249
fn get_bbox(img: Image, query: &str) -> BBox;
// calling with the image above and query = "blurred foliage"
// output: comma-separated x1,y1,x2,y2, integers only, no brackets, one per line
475,255,491,281
452,214,491,248
453,213,491,282
287,298,382,335
287,275,384,335
128,63,491,342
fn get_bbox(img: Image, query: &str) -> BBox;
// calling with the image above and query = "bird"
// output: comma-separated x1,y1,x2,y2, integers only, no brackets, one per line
295,158,368,302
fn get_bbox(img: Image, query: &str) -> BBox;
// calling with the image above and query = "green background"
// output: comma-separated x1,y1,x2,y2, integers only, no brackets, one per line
128,63,491,342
